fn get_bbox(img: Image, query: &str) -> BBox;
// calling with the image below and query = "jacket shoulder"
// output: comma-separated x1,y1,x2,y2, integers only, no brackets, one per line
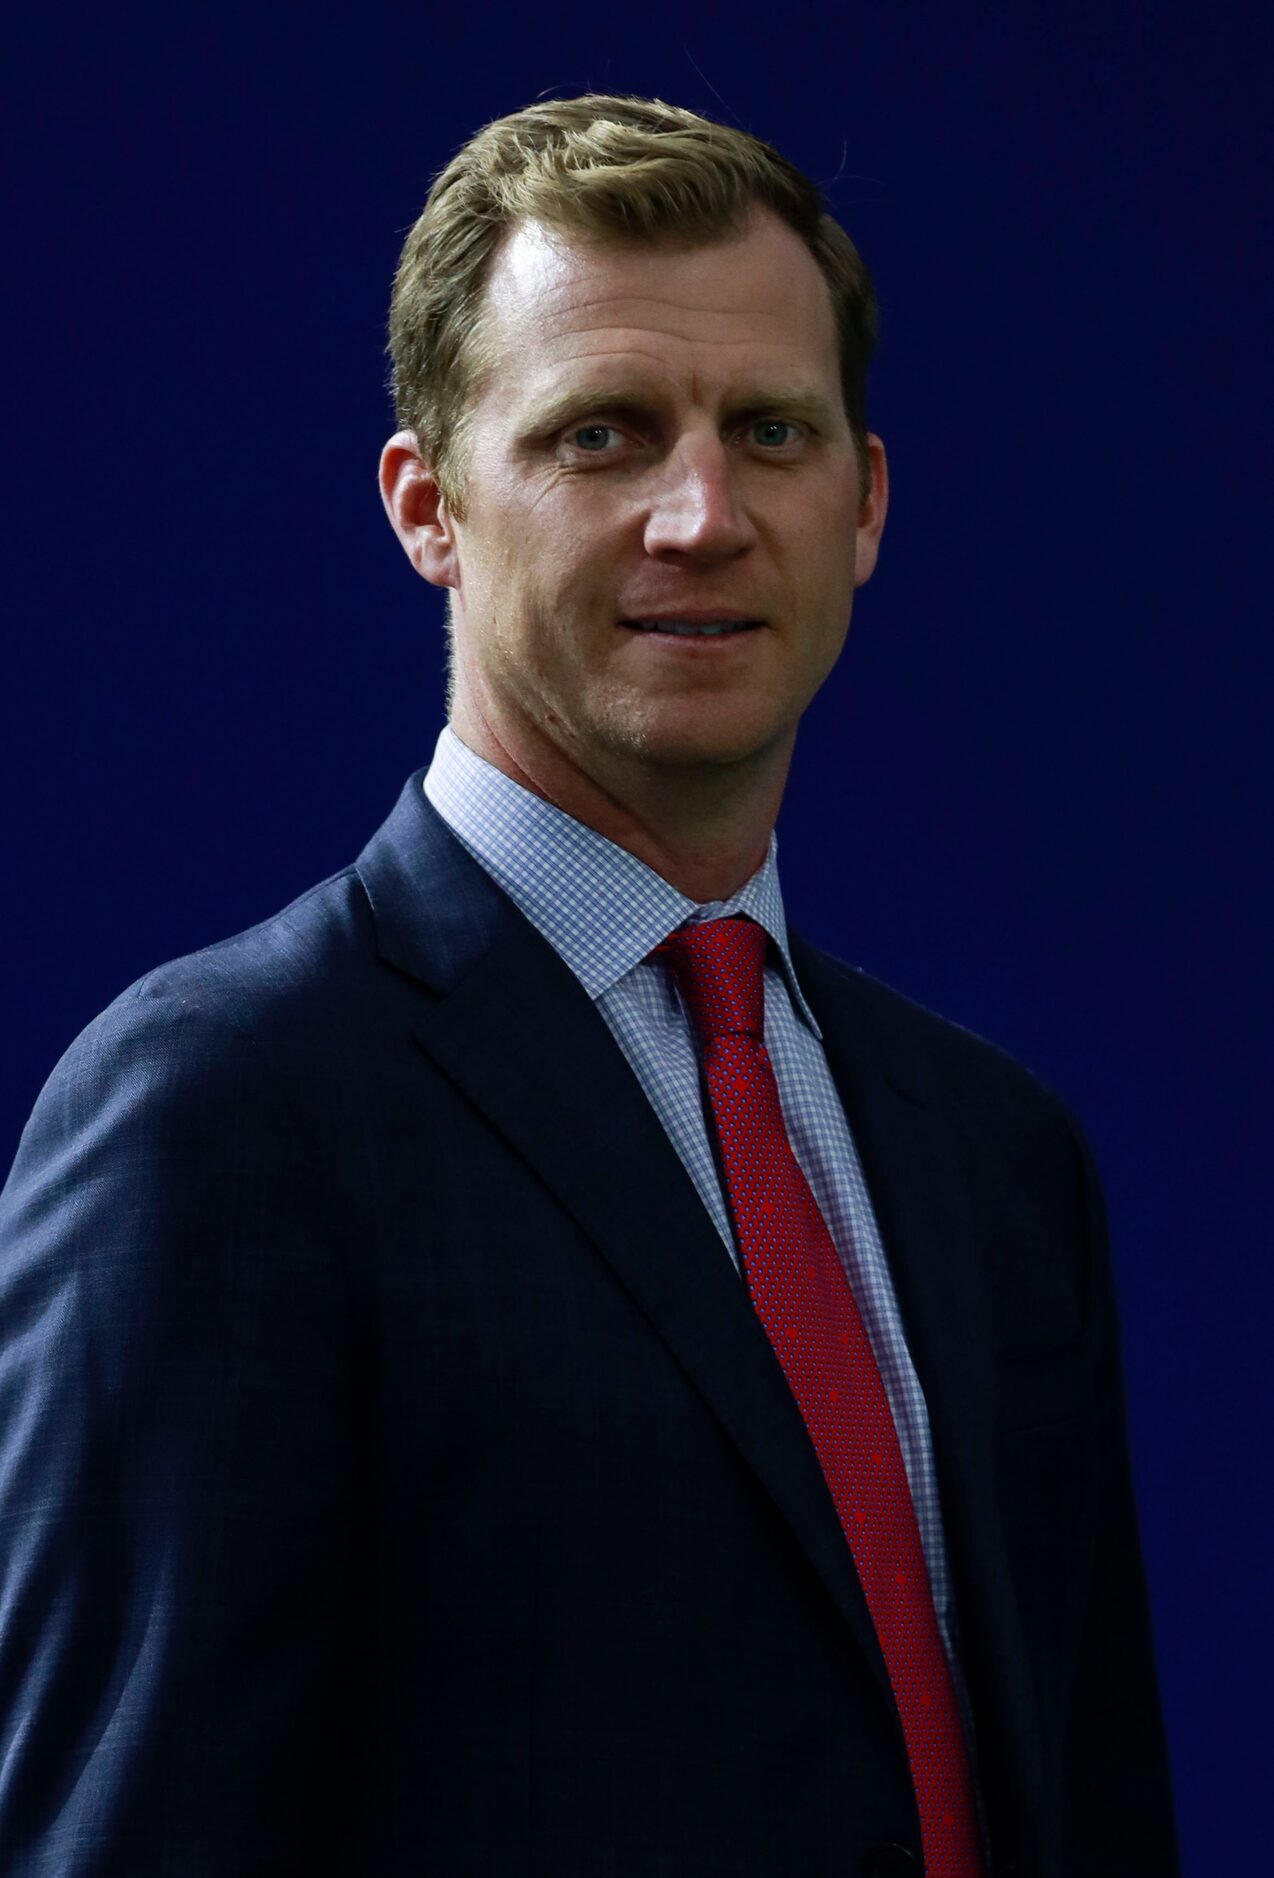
3,866,392,1196
115,863,383,1043
801,941,1078,1137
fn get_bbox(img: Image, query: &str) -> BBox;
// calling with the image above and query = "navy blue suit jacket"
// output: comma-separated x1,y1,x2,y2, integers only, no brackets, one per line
0,771,1178,1876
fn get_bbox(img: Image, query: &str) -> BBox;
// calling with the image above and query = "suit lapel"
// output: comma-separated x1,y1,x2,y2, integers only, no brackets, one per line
788,932,1045,1838
356,776,897,1718
356,771,1044,1813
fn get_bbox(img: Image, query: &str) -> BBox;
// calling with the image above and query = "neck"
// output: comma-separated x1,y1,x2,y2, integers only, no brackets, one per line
448,692,791,904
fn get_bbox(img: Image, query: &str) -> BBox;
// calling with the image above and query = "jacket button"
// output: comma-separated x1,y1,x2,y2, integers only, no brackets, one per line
861,1845,921,1877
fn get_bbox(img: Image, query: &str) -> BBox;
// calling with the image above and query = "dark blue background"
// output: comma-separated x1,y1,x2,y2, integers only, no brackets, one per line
5,5,1268,1867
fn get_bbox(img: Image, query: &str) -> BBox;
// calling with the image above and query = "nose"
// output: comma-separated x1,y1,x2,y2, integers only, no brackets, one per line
641,433,758,561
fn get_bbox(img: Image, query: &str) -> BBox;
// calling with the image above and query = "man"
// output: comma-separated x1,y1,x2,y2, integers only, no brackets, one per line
0,94,1177,1876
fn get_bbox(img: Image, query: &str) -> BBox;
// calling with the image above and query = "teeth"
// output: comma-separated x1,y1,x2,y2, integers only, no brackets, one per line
631,619,754,636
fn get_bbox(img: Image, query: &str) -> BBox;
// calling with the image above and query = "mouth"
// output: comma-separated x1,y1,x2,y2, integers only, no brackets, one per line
620,619,764,638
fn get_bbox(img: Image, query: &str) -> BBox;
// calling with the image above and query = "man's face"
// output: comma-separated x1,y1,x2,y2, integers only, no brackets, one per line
407,205,886,792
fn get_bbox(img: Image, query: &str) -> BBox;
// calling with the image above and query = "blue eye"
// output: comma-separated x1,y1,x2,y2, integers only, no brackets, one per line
562,417,801,457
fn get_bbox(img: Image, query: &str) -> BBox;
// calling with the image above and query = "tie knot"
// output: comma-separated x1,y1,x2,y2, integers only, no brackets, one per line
649,915,768,1045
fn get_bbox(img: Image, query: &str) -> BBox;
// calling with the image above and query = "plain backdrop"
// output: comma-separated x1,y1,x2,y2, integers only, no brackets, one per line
4,4,1269,1869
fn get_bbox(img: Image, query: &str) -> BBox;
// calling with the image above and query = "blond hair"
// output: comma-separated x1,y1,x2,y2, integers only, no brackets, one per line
387,93,880,524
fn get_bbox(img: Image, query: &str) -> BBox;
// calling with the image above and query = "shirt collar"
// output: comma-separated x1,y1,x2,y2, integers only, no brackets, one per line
422,722,823,1040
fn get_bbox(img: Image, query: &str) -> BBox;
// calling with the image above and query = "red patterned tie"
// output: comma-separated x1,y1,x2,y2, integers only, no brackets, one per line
651,914,983,1876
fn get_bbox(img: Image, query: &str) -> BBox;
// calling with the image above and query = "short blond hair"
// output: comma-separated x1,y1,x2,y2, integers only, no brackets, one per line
387,93,880,525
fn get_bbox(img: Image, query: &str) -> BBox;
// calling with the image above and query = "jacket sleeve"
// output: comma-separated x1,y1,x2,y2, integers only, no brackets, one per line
0,987,363,1876
1060,1112,1180,1875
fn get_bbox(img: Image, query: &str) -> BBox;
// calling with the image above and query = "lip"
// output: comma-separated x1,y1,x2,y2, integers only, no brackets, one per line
618,623,764,651
622,610,764,625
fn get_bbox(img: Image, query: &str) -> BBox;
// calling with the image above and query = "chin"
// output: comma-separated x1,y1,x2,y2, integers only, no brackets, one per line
621,717,786,769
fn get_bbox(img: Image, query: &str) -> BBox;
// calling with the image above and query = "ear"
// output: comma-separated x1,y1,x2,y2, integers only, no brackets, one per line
852,433,890,589
378,430,460,591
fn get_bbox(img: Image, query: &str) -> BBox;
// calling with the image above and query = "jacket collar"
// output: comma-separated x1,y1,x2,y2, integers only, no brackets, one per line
419,725,823,1034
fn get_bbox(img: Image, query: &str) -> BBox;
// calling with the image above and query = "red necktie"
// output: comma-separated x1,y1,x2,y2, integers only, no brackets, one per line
651,914,983,1876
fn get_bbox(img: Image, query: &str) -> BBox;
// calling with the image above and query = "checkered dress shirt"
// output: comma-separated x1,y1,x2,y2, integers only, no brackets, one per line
422,722,968,1689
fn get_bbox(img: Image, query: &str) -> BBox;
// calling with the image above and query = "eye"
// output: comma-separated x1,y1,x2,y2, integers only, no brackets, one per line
566,423,623,453
751,419,800,448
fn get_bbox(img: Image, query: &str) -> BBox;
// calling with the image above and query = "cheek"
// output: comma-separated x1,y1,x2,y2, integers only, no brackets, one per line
531,532,632,641
802,530,860,620
502,494,615,601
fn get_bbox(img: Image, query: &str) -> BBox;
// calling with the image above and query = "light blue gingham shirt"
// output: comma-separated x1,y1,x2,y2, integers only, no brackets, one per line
423,721,970,1703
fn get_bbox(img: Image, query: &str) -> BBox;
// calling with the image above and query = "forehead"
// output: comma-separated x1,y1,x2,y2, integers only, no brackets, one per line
476,207,841,407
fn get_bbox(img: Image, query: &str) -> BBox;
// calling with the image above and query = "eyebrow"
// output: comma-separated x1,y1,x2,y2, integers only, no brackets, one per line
516,382,839,443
